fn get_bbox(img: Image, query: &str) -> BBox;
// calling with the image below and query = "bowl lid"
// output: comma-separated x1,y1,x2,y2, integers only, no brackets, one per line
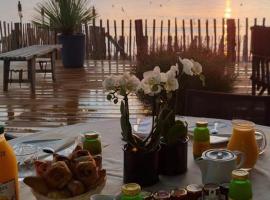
202,149,236,161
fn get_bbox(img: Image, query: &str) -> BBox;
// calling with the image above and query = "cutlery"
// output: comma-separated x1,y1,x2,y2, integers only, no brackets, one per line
22,139,61,144
211,122,219,134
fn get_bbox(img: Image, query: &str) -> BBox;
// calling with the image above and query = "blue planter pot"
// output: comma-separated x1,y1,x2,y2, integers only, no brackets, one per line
58,33,85,68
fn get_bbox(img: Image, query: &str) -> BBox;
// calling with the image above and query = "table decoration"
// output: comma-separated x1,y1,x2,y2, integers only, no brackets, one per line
158,57,203,175
103,57,204,183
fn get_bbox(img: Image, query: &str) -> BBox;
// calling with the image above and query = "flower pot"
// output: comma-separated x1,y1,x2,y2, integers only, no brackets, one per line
58,33,85,68
158,136,189,176
123,144,159,187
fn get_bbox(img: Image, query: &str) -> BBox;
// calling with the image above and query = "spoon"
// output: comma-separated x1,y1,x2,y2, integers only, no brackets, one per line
211,122,219,134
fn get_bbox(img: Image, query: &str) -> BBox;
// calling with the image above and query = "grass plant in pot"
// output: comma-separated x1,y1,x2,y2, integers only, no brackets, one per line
158,57,204,175
103,66,179,186
33,0,96,68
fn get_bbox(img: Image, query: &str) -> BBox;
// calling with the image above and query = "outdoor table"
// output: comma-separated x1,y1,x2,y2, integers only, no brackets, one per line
10,117,270,200
0,45,61,93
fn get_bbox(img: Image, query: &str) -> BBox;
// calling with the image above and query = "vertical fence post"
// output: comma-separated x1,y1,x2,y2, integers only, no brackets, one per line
135,19,146,61
227,19,236,62
206,19,209,50
168,19,172,51
182,19,186,51
129,20,132,59
174,18,178,51
160,20,163,51
107,19,111,59
85,22,89,59
263,18,266,26
114,20,118,59
145,19,148,53
237,19,240,63
243,18,249,62
152,19,156,52
190,19,194,47
198,19,201,48
214,19,217,53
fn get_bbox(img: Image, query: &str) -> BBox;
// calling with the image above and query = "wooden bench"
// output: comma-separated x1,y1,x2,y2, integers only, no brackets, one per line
0,45,61,93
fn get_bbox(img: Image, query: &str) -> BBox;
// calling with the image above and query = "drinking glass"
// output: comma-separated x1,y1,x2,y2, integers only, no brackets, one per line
14,144,38,179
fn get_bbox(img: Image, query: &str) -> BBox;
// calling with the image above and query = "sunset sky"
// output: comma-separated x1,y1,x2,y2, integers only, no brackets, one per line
0,0,269,23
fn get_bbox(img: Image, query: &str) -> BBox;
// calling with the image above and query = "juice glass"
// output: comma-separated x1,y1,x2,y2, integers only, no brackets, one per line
227,120,267,170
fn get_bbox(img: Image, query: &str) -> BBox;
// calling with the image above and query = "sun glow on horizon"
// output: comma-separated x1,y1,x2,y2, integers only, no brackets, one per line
224,0,232,19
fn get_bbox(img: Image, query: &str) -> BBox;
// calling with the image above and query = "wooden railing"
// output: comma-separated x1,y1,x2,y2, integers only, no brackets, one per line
0,17,267,61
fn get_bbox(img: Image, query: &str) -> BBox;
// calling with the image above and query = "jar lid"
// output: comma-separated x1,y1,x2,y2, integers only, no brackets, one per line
203,183,220,190
153,191,170,199
171,188,187,197
186,184,203,193
232,169,249,180
202,149,236,161
85,132,99,140
196,121,208,127
122,183,141,196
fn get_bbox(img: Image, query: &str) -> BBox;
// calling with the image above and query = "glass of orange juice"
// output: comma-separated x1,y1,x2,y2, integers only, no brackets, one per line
227,120,267,170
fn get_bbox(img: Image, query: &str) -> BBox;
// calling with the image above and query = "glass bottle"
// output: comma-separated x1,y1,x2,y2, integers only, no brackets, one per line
0,125,19,200
83,132,102,155
228,169,252,200
193,121,210,159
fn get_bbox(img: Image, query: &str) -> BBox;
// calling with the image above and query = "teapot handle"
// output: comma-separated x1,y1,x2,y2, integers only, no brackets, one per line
233,151,246,169
255,129,268,155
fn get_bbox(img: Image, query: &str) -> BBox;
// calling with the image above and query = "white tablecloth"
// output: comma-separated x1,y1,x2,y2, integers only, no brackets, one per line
10,117,270,200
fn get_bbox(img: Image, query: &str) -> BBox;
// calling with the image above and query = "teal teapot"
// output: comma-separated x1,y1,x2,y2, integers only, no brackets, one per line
196,149,245,184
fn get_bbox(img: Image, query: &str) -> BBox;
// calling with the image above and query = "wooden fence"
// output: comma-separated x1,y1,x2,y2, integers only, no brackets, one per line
0,17,267,61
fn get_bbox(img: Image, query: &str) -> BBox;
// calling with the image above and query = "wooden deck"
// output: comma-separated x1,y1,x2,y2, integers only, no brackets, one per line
0,60,252,138
0,60,147,137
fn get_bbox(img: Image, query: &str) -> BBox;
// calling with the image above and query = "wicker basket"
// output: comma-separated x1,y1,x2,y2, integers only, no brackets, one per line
32,178,106,200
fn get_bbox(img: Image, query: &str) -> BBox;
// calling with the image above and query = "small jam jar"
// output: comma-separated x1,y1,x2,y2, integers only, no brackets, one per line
203,183,220,200
83,131,102,155
153,191,170,200
186,184,203,200
171,188,188,200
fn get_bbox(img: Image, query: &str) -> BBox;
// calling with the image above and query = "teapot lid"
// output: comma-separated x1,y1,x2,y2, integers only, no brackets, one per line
202,149,236,161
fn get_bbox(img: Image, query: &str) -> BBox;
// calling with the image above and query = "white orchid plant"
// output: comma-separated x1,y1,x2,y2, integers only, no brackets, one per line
103,57,204,151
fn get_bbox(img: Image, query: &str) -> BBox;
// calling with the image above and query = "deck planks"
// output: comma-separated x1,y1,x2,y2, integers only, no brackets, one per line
0,60,252,138
0,60,147,137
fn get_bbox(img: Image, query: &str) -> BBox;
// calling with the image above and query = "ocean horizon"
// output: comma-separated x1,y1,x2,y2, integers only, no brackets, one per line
0,0,269,23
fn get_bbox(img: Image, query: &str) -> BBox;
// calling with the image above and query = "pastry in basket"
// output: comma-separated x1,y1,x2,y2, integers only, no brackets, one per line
74,160,99,186
34,160,52,177
67,180,85,196
23,145,106,199
44,161,73,189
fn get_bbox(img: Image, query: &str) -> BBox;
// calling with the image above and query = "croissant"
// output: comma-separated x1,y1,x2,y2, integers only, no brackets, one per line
44,161,72,189
34,160,52,177
74,161,99,186
70,150,91,160
67,180,85,196
53,154,71,169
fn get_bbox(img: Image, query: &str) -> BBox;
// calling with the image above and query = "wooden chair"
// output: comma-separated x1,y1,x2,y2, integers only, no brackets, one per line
251,26,270,95
184,90,270,126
